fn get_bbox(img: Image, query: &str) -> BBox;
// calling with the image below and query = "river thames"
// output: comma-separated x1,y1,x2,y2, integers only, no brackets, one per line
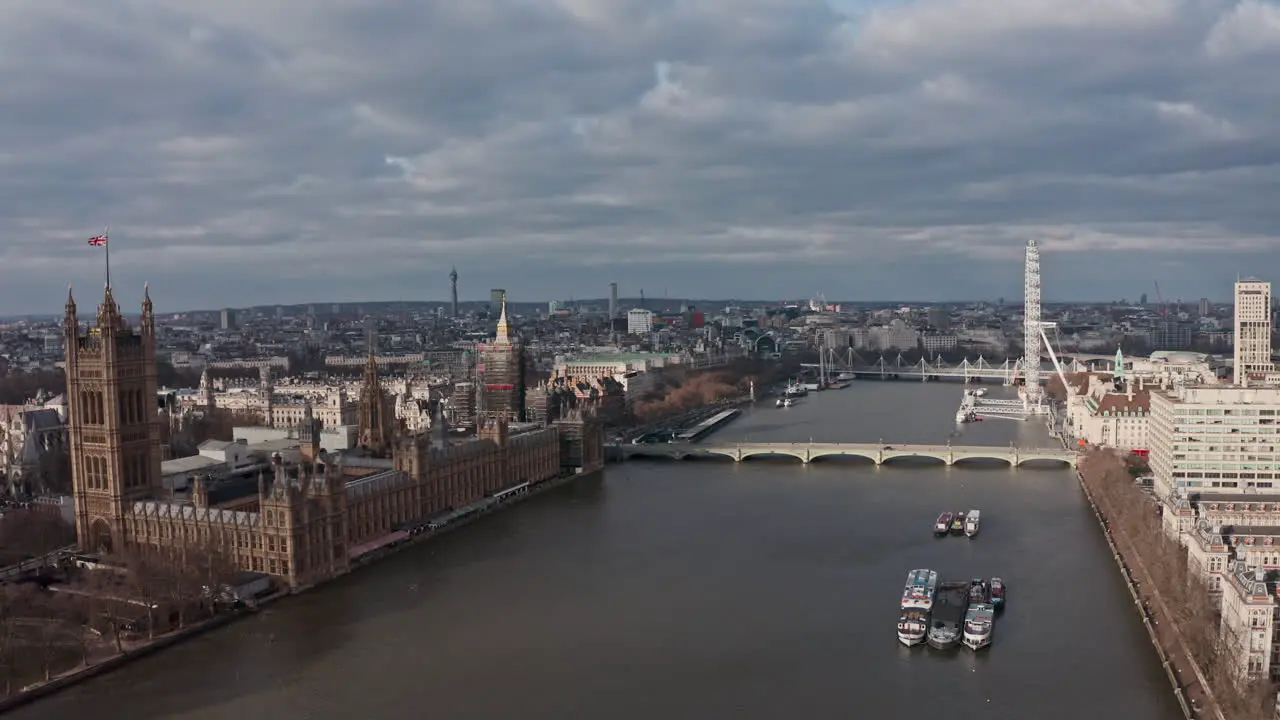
12,382,1180,719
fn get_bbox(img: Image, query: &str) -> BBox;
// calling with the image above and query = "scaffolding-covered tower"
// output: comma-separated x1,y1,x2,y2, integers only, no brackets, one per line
475,293,526,422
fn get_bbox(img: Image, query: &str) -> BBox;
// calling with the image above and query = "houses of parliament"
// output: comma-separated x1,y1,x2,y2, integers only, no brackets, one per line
64,284,605,589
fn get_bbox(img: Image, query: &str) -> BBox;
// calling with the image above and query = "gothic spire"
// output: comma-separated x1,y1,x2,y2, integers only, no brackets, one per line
64,286,78,333
140,282,154,335
97,283,122,331
495,292,511,345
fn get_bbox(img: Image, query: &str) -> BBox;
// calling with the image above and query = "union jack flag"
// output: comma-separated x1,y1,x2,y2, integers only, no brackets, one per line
87,234,108,247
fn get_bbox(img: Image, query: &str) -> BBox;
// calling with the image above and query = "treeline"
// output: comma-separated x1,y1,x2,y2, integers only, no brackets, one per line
0,508,76,566
0,363,200,404
0,543,241,697
1078,450,1276,719
631,359,783,425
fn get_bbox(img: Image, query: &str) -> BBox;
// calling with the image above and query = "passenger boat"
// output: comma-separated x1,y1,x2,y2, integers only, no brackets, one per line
990,577,1006,610
963,601,995,651
964,510,980,538
934,512,953,536
950,512,966,535
898,608,929,647
901,568,940,611
926,582,971,649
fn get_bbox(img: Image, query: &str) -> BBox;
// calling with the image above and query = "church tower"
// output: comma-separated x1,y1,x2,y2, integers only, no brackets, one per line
64,284,163,554
357,321,393,457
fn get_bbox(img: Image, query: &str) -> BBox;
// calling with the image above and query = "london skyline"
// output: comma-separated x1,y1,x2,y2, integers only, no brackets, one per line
2,0,1278,313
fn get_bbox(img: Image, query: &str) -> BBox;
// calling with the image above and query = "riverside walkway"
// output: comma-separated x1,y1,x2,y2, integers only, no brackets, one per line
619,442,1077,468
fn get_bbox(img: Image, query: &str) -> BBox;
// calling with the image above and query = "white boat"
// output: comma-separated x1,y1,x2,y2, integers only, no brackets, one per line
835,372,856,382
898,608,929,646
775,398,785,408
782,397,794,408
964,510,980,537
965,387,988,397
963,602,995,650
901,568,939,611
955,409,972,423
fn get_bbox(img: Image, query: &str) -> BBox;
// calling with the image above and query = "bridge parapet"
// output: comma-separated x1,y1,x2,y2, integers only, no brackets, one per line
618,441,1077,468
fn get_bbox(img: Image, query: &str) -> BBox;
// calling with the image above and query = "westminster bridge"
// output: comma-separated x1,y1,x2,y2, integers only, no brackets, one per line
615,441,1078,468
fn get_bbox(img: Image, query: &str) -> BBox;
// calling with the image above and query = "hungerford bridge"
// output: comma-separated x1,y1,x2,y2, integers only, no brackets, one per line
804,349,1093,383
619,442,1077,468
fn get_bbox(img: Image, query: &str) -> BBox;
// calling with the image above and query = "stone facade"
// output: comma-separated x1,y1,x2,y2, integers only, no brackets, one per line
64,287,605,590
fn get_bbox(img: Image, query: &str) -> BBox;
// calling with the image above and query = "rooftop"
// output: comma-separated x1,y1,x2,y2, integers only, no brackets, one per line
160,455,223,476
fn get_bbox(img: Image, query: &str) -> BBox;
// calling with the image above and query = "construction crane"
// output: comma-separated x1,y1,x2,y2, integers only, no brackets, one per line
1154,280,1167,318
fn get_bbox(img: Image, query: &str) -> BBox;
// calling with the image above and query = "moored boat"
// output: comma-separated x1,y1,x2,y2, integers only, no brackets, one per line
968,578,990,605
898,608,929,647
934,512,953,536
950,512,966,535
990,577,1006,610
964,510,980,537
901,568,940,611
963,602,995,650
926,582,971,649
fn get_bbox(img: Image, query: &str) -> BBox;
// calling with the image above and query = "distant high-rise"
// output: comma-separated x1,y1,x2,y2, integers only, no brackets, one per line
220,308,236,330
1234,278,1273,385
609,283,618,319
489,288,505,312
1197,297,1211,317
450,266,459,318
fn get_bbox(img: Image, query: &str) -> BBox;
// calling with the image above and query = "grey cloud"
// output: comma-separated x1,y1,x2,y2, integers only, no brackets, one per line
1,0,1279,312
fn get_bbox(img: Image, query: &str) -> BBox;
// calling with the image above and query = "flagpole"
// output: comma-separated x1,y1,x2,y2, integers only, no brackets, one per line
104,227,111,290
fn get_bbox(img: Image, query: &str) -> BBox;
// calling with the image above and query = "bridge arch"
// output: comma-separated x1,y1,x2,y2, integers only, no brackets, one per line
625,452,684,462
1014,457,1075,469
688,450,736,462
739,450,805,463
950,455,1014,467
808,451,878,465
880,453,948,466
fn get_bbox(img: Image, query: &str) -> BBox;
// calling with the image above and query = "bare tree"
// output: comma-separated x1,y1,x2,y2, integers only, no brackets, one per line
0,586,20,696
1079,449,1277,720
0,507,76,565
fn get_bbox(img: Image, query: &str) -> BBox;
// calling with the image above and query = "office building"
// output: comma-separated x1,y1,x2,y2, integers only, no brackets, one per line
1235,278,1273,385
627,308,654,335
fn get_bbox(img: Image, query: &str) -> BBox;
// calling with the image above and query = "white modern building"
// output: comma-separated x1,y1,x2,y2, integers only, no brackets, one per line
1149,384,1280,505
1235,278,1274,385
627,308,654,335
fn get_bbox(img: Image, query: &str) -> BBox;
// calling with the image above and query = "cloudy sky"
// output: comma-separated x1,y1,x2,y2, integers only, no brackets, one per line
2,0,1278,313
